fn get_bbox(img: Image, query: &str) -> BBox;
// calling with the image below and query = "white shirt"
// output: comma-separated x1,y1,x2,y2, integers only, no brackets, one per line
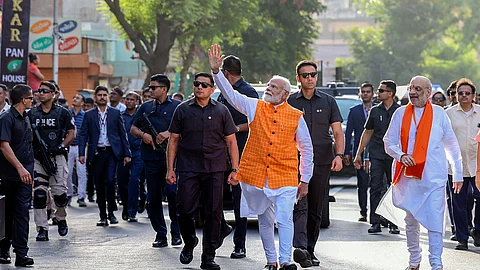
0,103,10,115
108,102,126,113
97,108,111,147
383,104,462,232
213,71,314,183
445,104,480,177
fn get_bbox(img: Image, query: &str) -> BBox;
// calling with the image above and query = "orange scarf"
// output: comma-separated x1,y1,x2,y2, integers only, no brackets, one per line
392,101,433,185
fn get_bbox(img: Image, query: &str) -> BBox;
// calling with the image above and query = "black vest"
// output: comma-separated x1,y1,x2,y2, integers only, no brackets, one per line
29,105,65,151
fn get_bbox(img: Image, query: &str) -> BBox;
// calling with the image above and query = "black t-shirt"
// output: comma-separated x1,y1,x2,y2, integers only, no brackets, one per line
364,102,400,160
28,104,75,154
288,90,343,165
0,107,34,181
169,98,237,173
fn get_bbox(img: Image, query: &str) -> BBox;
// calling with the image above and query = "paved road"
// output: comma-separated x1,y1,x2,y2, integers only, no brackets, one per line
3,176,479,269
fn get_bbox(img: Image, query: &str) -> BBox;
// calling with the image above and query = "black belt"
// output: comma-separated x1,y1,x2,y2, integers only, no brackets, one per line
97,146,112,151
71,143,78,146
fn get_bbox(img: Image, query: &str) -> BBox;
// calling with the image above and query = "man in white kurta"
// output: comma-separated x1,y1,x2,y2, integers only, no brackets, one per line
209,44,314,270
383,76,463,270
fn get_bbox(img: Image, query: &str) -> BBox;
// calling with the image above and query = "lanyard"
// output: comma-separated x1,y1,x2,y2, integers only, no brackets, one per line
99,109,108,128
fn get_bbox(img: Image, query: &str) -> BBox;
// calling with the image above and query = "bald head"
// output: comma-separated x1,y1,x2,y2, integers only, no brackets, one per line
409,75,432,108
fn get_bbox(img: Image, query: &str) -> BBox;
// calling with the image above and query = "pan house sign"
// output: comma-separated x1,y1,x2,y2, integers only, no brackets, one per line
29,17,81,54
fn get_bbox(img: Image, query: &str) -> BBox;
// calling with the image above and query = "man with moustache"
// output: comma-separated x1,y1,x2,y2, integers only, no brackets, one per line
209,44,314,270
445,78,480,250
166,72,239,270
0,84,35,266
384,75,463,270
344,83,375,222
67,94,88,207
446,80,458,107
287,60,344,268
354,80,401,235
78,86,131,226
0,84,10,115
130,74,182,247
28,81,76,241
117,92,143,222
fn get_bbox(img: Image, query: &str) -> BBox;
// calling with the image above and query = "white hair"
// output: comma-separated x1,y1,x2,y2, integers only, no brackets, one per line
271,75,291,93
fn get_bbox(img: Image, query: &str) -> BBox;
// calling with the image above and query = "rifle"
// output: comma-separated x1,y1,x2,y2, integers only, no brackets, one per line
140,113,168,152
31,124,57,175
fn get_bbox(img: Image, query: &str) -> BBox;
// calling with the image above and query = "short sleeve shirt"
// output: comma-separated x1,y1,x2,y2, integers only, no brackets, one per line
122,110,142,155
169,98,237,173
131,98,181,161
287,90,343,165
364,102,400,160
218,78,259,155
0,107,34,181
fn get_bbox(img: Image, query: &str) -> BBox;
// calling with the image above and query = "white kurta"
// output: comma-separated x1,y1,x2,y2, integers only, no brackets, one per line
383,104,463,233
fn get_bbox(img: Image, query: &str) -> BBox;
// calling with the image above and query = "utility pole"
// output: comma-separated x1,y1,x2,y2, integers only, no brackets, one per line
52,0,59,82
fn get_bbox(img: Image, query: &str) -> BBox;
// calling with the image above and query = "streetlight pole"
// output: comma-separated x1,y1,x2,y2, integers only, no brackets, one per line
52,0,59,82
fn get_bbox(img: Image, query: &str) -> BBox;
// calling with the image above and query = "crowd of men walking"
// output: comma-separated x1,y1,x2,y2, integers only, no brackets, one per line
0,45,480,270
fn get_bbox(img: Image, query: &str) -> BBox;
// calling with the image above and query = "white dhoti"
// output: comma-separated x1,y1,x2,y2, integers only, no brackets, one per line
240,181,297,264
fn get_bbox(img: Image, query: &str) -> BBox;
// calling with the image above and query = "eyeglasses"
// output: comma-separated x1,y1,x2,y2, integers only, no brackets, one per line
377,88,391,93
38,88,54,94
457,91,472,96
449,91,457,96
23,96,34,100
148,85,166,91
432,97,445,102
193,81,213,88
299,72,317,79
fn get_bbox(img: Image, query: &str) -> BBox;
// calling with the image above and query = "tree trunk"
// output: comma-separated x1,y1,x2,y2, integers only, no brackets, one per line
178,40,197,95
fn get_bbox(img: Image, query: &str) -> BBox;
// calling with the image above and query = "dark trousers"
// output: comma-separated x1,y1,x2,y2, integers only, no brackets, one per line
86,162,95,198
91,147,118,219
117,154,143,216
144,160,179,239
0,180,32,257
356,168,369,216
369,158,392,225
177,171,224,261
447,175,455,233
139,167,147,206
451,176,480,241
293,164,330,251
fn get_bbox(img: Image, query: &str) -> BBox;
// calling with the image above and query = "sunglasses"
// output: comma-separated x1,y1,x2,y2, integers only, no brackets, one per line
377,89,391,93
193,81,213,88
38,88,55,94
457,91,472,96
23,96,34,100
449,91,457,96
299,72,317,79
148,85,166,91
432,97,445,102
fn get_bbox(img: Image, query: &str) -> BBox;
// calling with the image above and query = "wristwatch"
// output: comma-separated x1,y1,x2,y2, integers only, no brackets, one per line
231,168,239,173
335,153,344,159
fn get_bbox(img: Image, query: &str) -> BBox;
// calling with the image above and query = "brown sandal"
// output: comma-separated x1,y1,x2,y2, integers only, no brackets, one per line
405,265,419,270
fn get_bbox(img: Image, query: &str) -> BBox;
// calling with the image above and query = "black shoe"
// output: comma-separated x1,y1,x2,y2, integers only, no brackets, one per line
137,201,146,213
358,215,367,222
96,219,109,226
78,199,87,207
263,265,277,270
58,220,69,236
200,259,221,270
36,228,49,241
152,237,168,248
293,248,312,268
0,251,11,264
380,217,388,228
389,224,400,234
122,212,128,221
127,216,138,222
450,233,457,241
472,230,480,247
180,236,199,264
368,223,382,233
218,223,233,247
107,213,119,224
51,217,59,226
455,240,468,250
88,195,95,202
172,234,183,246
230,247,246,259
15,255,34,267
307,247,320,267
279,262,297,270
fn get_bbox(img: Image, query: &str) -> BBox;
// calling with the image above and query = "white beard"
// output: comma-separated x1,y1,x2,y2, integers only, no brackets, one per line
263,93,283,104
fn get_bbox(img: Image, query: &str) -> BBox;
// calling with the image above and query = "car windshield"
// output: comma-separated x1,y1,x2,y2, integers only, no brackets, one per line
336,98,362,126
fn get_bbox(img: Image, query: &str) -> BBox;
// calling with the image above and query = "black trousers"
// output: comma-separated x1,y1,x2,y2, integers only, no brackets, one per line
369,158,393,224
177,171,224,261
451,176,480,241
91,147,118,219
293,164,330,251
86,162,95,198
0,180,32,257
356,167,369,216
